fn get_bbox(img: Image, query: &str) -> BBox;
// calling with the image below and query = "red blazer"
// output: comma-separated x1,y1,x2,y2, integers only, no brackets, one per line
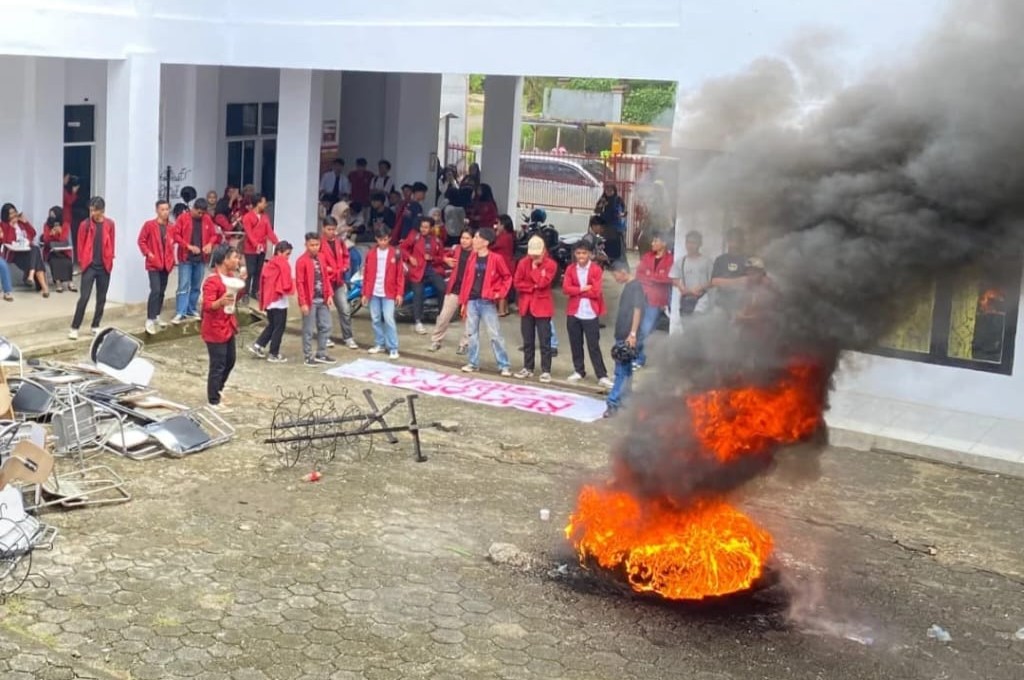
637,250,675,307
201,274,238,343
562,261,605,317
400,232,445,283
42,222,71,260
362,245,405,300
137,219,176,272
62,189,77,227
294,251,334,308
172,212,219,264
76,218,116,272
348,169,374,205
513,255,557,318
390,200,410,245
320,237,350,287
491,230,515,273
241,210,278,255
458,250,512,304
1,221,37,262
259,255,294,310
470,200,498,230
445,247,472,294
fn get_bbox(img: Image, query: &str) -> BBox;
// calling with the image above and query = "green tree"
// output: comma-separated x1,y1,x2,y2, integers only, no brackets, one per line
469,74,485,95
622,82,676,125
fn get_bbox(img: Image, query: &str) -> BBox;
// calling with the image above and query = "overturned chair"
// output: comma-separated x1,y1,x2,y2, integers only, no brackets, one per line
1,439,130,512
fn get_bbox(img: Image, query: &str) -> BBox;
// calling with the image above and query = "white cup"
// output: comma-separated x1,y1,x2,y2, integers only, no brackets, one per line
539,508,550,521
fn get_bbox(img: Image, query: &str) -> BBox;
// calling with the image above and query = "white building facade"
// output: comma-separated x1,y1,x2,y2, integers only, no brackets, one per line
1,0,1020,467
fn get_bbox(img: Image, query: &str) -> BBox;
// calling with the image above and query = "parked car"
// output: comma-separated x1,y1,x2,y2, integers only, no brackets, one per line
518,154,611,212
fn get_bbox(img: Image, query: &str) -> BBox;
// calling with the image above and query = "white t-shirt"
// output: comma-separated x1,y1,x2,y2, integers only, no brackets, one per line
574,263,597,320
319,170,351,197
372,248,389,297
669,253,713,313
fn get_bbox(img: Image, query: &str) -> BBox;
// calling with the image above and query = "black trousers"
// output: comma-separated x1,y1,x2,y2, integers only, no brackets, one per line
521,313,553,373
205,338,237,405
567,315,607,379
411,268,447,323
256,308,288,355
147,270,169,320
71,265,110,330
245,252,266,298
49,252,73,282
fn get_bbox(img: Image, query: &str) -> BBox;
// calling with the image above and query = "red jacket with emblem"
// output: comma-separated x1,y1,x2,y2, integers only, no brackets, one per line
458,250,512,304
445,246,473,295
76,218,116,272
562,261,605,317
137,219,176,272
42,221,71,260
637,250,675,307
241,210,278,255
399,231,445,283
200,274,238,343
172,212,220,264
513,254,557,318
258,254,294,310
362,245,405,300
1,221,37,262
295,251,334,308
320,237,350,287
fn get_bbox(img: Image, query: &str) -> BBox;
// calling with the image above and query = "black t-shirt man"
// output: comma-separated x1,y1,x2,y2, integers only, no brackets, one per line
189,217,204,263
91,219,105,269
450,249,471,292
469,254,488,300
615,279,646,342
711,253,747,311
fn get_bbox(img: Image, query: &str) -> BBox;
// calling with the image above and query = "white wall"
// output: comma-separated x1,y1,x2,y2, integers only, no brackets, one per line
338,72,388,172
64,58,107,198
214,67,279,194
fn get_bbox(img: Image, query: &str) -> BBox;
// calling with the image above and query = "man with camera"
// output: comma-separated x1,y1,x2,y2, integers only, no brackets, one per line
604,259,645,418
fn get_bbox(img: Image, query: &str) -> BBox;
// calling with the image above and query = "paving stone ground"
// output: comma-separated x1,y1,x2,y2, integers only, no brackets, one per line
2,325,1023,679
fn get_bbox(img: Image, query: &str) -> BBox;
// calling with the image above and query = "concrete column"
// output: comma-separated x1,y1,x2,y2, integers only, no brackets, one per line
384,73,443,202
104,52,161,304
0,57,30,209
338,71,387,168
481,75,524,216
274,68,324,247
160,64,220,201
24,58,66,225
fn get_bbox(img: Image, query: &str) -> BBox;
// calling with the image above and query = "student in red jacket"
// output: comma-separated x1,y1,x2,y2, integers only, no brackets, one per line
493,214,517,316
137,199,176,334
320,216,358,349
401,215,446,335
562,240,611,387
249,240,294,363
171,198,219,323
241,194,278,301
458,227,512,376
201,244,244,412
1,203,49,296
362,225,405,358
513,236,557,382
69,196,116,340
295,231,337,367
42,206,75,293
634,230,675,368
428,229,473,354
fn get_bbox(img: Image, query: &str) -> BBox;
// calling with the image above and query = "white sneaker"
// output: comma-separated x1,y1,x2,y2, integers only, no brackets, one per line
414,323,427,335
499,368,512,378
145,320,157,335
539,372,552,383
67,328,78,340
210,402,233,414
325,339,336,348
344,338,359,349
388,350,400,360
567,372,583,382
90,327,101,336
598,377,614,389
247,343,266,359
461,364,479,373
156,316,169,328
171,315,185,325
368,346,384,354
514,368,533,379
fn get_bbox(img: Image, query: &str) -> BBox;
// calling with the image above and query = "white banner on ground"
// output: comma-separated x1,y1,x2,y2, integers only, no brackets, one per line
325,359,606,423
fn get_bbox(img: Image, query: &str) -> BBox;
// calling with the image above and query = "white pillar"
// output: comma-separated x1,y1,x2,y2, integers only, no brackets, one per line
381,73,442,203
481,75,524,216
274,68,324,247
160,65,220,202
670,79,688,336
24,58,66,225
104,52,161,304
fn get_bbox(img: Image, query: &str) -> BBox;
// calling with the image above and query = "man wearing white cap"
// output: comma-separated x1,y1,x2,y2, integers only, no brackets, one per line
512,236,557,382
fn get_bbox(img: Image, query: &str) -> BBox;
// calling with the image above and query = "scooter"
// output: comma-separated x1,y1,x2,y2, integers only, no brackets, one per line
515,209,560,259
347,270,444,323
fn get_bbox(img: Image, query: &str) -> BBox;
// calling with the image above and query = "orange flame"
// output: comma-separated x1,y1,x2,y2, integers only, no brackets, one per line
978,288,1005,315
566,361,826,600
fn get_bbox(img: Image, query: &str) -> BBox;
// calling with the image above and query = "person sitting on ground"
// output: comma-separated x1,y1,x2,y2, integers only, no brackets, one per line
1,203,49,297
43,206,75,293
604,259,645,418
362,225,405,359
458,227,513,376
513,236,557,383
250,241,293,363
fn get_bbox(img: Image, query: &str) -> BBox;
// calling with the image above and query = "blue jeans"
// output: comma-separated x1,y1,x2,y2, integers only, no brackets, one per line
635,303,662,367
466,299,510,370
549,320,559,349
0,259,12,294
369,296,399,351
606,351,634,410
176,261,205,316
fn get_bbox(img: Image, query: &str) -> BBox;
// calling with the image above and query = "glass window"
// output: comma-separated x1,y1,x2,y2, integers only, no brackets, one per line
226,103,259,137
227,140,256,188
64,105,95,144
261,139,276,201
878,281,936,355
261,103,278,135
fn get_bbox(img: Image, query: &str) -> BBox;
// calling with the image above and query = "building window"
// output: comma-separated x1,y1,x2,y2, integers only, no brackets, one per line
64,105,95,144
226,103,259,137
225,102,277,200
873,257,1020,374
261,103,278,135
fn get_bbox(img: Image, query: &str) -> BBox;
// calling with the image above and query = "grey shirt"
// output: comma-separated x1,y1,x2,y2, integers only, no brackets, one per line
669,254,713,313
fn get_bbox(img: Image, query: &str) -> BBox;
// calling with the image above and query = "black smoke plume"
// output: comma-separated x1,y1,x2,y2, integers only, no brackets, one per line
613,0,1024,501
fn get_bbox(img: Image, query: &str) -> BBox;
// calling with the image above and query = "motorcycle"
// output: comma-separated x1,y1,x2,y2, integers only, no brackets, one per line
348,269,445,323
515,209,560,259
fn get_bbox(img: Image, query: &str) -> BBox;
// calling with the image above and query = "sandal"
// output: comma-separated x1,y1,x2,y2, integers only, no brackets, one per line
68,283,78,292
42,291,50,298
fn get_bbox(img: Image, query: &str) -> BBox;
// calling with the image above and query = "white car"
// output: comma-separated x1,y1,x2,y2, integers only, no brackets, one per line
518,154,610,212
